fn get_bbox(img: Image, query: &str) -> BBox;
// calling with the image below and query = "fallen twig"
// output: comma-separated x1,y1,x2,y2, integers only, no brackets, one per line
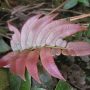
68,13,90,21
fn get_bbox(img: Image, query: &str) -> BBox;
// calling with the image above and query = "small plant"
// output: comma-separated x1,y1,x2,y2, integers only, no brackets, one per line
0,14,90,83
63,0,90,9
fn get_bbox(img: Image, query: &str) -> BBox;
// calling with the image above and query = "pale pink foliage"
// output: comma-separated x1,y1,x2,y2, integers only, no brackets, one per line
62,42,90,56
0,14,90,83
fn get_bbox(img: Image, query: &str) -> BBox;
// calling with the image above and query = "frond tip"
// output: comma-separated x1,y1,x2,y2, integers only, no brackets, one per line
62,42,90,56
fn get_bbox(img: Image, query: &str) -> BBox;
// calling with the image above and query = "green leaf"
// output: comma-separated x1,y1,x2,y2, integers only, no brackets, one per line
9,71,31,90
79,0,89,7
0,69,10,90
0,38,10,53
20,71,31,90
55,80,74,90
63,0,78,9
9,73,21,90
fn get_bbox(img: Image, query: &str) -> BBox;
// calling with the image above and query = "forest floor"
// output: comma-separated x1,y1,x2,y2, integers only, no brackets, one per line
0,0,90,90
